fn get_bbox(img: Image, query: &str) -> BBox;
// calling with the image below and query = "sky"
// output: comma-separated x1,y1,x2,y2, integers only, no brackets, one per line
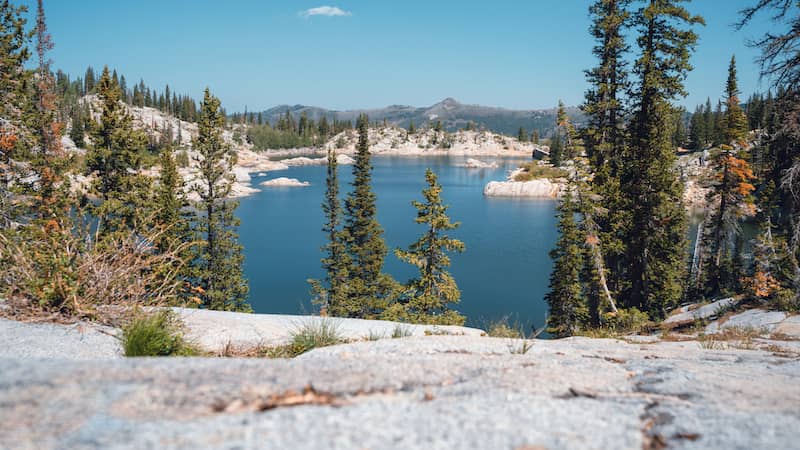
19,0,778,113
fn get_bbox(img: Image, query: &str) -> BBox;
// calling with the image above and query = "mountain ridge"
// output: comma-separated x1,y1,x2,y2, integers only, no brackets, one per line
251,98,585,136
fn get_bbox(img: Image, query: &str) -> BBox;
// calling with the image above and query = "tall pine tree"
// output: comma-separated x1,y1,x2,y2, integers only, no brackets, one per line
622,0,703,318
342,114,396,318
724,55,749,145
192,89,250,312
310,148,351,316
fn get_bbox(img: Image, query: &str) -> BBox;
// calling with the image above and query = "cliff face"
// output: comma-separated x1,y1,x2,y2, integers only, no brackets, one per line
1,312,798,450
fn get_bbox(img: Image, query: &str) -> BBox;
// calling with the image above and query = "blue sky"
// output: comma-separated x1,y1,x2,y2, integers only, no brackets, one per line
21,0,776,112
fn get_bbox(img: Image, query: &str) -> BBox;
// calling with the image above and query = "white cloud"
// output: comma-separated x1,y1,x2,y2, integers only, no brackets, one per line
299,6,352,18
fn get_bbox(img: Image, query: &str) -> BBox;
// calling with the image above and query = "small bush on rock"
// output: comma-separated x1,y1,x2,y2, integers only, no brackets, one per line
122,310,197,357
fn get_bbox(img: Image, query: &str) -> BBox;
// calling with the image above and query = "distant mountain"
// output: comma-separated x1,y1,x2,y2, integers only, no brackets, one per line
254,98,585,137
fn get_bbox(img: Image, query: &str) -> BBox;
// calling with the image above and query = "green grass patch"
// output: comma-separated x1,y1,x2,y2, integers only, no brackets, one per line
121,310,199,357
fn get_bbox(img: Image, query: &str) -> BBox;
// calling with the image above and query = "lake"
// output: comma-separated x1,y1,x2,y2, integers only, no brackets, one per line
237,156,558,332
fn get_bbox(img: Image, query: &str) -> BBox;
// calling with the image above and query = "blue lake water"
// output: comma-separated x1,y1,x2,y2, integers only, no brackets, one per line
237,156,558,331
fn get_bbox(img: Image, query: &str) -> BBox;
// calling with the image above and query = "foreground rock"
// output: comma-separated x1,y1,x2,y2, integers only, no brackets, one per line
1,335,798,450
0,318,121,359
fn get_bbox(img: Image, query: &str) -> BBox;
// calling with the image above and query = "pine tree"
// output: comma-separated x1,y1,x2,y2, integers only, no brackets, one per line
86,67,150,235
724,55,749,145
0,0,31,228
689,104,706,149
698,148,755,297
583,0,630,171
582,0,631,299
192,89,250,312
342,114,396,317
154,145,193,254
310,148,351,316
518,127,528,142
545,184,589,337
408,119,416,134
531,130,540,144
621,0,703,318
84,66,95,93
549,132,563,167
390,169,466,325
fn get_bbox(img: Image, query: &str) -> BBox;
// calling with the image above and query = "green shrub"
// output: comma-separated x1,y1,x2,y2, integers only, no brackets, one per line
602,308,651,334
513,162,568,182
487,320,524,338
391,324,413,338
287,319,344,356
122,310,198,357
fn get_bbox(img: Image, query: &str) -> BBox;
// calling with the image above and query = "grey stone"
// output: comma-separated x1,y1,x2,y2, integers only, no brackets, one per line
773,315,800,339
663,298,737,328
0,317,121,360
705,309,788,334
1,334,798,450
171,307,485,353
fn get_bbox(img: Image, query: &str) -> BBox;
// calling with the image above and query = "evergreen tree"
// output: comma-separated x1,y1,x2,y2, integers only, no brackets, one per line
724,55,749,145
86,67,150,235
545,184,589,337
0,0,31,229
310,148,351,316
84,66,95,93
342,114,396,317
518,127,528,142
192,89,250,312
531,129,540,144
582,0,631,298
689,104,706,149
408,119,416,134
69,108,84,147
621,0,703,318
390,169,466,325
30,0,70,226
698,148,755,297
549,132,563,167
154,145,193,256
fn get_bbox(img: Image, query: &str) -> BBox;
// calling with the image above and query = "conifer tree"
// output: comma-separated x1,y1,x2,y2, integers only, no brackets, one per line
390,169,466,325
342,114,396,317
531,130,540,144
0,0,31,228
621,0,703,318
192,89,250,312
582,0,631,298
698,148,755,297
408,119,416,134
310,148,351,316
154,145,193,256
518,127,528,142
549,132,563,166
545,184,589,337
724,55,749,145
86,67,150,235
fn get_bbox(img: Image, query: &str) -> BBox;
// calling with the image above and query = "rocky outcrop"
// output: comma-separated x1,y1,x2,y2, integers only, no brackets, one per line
705,309,790,334
260,177,311,188
463,158,499,169
662,298,738,329
1,329,798,450
483,178,562,198
325,128,535,157
281,154,355,166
